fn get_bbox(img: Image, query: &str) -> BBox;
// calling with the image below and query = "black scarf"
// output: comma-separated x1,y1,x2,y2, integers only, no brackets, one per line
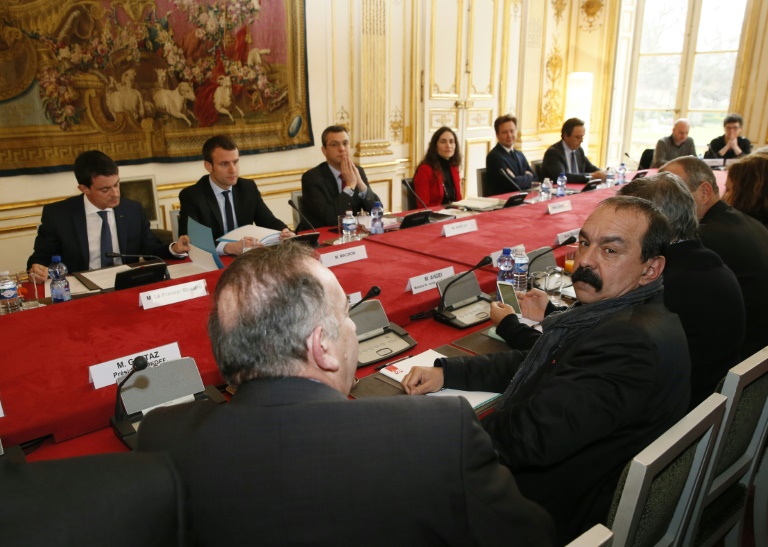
496,277,664,409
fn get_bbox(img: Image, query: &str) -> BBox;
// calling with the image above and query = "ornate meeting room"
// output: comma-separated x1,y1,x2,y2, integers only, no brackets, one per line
1,1,768,546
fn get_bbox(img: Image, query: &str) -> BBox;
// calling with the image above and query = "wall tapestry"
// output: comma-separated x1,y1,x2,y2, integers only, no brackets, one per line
0,0,312,176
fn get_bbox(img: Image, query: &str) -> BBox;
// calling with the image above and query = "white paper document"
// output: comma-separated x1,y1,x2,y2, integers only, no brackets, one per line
168,244,220,279
78,265,132,290
218,224,281,246
450,197,504,211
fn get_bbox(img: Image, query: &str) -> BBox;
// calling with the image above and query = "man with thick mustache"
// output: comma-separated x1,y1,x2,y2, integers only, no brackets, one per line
402,196,691,544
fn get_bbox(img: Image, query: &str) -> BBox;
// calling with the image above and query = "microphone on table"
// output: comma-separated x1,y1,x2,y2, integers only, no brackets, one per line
287,200,322,247
528,236,577,273
401,178,430,210
498,169,523,192
105,252,169,279
350,285,382,311
113,355,149,423
438,255,493,313
288,199,320,233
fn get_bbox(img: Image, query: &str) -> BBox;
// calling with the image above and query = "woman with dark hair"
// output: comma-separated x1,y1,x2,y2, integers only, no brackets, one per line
412,126,463,206
724,153,768,226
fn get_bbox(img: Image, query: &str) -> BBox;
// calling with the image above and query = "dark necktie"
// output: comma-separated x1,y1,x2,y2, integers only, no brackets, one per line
509,149,520,173
97,210,114,267
222,190,235,233
570,151,578,174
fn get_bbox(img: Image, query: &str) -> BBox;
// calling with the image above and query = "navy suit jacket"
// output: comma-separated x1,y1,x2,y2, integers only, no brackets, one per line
178,176,287,241
27,195,168,272
485,143,536,194
541,140,600,183
137,377,556,547
299,162,379,230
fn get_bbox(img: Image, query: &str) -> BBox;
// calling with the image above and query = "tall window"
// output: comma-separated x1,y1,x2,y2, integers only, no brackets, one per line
625,0,747,160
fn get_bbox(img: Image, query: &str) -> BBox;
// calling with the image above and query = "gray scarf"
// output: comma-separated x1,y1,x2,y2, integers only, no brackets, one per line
496,277,664,410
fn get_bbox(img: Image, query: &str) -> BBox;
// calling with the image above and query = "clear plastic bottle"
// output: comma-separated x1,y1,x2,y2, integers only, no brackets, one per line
540,178,552,200
617,163,627,185
606,166,616,186
496,248,514,300
370,201,384,235
512,246,529,293
556,173,567,197
342,211,358,242
0,271,22,314
49,256,71,303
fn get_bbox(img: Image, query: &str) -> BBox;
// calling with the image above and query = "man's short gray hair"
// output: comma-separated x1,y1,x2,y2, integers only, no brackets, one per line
662,156,719,196
208,244,339,385
619,172,699,241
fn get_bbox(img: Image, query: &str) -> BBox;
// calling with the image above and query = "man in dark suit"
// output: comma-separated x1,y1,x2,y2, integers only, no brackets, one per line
662,156,768,358
403,197,690,543
485,114,537,194
137,244,555,547
178,135,293,256
27,150,190,280
541,117,606,183
299,125,380,230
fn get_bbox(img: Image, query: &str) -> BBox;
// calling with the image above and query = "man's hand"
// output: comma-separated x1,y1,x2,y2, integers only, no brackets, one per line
401,366,445,395
340,154,366,193
490,301,517,326
171,235,191,254
29,264,48,283
279,228,295,240
518,288,549,322
592,170,607,181
224,237,261,255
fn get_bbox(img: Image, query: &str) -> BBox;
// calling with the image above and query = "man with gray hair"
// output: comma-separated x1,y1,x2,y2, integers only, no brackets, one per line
651,118,696,168
661,156,768,358
136,244,555,546
619,172,744,407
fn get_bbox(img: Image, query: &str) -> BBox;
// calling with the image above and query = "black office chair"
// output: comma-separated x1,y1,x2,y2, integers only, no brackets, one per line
476,168,489,197
531,160,544,181
638,149,654,170
151,228,173,247
401,178,418,210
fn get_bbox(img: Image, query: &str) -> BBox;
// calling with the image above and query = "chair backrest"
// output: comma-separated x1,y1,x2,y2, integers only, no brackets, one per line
683,346,768,544
567,524,614,547
531,159,544,181
169,208,181,241
607,393,727,547
476,168,489,197
151,227,173,247
402,178,418,211
0,451,186,547
638,149,654,170
290,189,303,230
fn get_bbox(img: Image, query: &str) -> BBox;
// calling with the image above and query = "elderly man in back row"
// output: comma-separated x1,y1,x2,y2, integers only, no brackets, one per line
403,196,690,544
651,118,696,168
619,172,745,408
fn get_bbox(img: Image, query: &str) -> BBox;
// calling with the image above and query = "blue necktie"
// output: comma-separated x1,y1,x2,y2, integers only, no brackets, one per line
222,190,235,233
97,210,114,267
570,151,578,174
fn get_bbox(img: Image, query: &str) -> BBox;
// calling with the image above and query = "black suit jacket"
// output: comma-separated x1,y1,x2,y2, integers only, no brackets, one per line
137,378,556,547
27,195,168,272
485,143,536,194
442,293,690,543
178,175,287,240
699,200,768,358
299,162,379,230
541,140,600,183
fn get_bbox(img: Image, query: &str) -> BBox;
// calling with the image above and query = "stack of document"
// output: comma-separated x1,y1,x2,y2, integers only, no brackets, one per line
218,225,282,246
356,214,399,232
450,197,505,211
378,349,501,413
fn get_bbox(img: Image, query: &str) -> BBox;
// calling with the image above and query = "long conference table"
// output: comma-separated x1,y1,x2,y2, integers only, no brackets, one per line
3,171,722,461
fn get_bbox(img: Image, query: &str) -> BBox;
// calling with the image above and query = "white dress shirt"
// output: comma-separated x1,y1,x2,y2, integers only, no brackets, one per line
83,195,122,270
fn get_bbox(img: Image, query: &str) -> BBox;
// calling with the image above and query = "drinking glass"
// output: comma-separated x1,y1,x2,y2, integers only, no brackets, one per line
545,266,564,305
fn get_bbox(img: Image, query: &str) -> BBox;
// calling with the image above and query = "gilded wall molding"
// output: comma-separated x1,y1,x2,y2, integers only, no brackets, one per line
358,0,392,157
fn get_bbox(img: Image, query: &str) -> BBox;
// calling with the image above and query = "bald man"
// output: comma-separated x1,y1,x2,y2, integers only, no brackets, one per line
651,119,696,168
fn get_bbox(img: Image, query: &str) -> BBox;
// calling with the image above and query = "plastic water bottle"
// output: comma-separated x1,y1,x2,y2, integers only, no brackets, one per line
512,246,529,293
556,173,567,197
49,256,71,303
496,248,514,300
606,166,616,186
0,271,22,314
617,163,627,185
370,201,384,235
342,210,358,242
541,178,552,200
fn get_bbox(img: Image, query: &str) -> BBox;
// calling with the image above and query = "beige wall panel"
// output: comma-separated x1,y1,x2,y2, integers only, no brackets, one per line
429,0,462,97
467,0,497,98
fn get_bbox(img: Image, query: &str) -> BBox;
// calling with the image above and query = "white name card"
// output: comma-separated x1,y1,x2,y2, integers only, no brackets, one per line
441,219,478,237
347,291,362,306
88,342,182,389
703,158,724,167
320,245,368,267
406,266,455,294
555,228,580,245
140,279,208,310
490,245,524,267
547,200,573,215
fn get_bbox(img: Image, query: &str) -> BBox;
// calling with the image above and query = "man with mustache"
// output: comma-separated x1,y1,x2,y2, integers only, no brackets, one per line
402,196,691,544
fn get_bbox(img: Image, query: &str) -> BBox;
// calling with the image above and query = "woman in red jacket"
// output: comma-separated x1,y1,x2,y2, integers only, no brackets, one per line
413,126,463,206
